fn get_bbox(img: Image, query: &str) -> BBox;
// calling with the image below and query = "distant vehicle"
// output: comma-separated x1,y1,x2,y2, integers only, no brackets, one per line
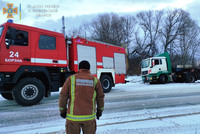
141,52,200,84
0,21,126,106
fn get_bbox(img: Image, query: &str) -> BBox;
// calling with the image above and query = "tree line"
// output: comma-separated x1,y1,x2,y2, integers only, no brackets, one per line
67,9,200,75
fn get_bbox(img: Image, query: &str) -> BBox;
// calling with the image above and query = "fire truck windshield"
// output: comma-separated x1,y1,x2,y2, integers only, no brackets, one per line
0,26,4,38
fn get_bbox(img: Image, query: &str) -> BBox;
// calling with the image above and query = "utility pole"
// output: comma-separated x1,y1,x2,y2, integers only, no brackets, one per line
62,16,65,36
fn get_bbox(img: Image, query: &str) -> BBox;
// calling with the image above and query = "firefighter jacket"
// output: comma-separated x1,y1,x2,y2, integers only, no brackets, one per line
59,69,105,121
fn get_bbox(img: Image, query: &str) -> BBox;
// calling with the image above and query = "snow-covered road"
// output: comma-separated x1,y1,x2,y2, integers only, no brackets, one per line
1,104,200,134
0,76,200,134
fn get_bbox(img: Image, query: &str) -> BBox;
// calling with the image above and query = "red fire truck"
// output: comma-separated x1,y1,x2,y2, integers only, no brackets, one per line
0,21,126,106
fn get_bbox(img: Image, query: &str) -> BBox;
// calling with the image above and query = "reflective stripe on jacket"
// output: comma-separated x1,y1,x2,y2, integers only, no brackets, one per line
59,69,104,122
67,75,98,121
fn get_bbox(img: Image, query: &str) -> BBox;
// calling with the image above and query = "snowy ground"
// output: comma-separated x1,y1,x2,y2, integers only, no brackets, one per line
1,76,200,134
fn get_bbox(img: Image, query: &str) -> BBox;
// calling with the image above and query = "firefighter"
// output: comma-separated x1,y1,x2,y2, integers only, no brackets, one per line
15,32,25,45
59,60,105,134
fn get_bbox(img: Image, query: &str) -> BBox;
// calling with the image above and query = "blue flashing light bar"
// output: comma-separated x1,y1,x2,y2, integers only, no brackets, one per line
7,19,13,23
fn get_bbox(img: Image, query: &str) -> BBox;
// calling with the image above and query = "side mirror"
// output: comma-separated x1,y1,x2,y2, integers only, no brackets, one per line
6,39,10,49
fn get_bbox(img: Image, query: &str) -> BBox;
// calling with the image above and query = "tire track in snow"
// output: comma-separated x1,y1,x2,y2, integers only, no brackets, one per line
98,111,200,127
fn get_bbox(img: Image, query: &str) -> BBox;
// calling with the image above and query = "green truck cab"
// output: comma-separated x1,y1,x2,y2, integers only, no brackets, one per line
141,52,200,84
141,52,172,84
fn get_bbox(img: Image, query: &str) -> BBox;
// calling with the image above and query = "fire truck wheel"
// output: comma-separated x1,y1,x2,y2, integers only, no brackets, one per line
100,75,112,93
1,93,14,100
13,78,45,106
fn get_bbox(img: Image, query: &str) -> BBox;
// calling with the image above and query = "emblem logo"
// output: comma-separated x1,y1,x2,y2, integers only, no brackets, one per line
3,3,18,18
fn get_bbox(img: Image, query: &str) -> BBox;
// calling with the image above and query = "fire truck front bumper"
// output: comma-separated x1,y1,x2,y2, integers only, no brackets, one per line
0,73,12,93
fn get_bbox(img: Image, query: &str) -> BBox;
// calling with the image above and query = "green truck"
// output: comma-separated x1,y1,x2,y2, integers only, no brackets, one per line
141,52,200,84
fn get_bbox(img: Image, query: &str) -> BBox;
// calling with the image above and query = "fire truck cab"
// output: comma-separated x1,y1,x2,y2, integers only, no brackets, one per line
0,21,126,106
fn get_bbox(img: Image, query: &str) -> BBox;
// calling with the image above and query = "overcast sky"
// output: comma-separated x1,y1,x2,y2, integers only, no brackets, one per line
1,0,200,33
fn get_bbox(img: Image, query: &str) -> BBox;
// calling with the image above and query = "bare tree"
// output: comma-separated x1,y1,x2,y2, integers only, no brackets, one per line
160,9,191,53
190,27,200,66
87,14,111,43
177,19,200,65
131,29,150,59
132,10,164,58
67,22,88,38
67,13,136,47
66,10,200,74
85,13,136,46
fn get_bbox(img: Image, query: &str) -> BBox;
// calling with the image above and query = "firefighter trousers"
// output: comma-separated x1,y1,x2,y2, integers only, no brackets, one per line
66,119,96,134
